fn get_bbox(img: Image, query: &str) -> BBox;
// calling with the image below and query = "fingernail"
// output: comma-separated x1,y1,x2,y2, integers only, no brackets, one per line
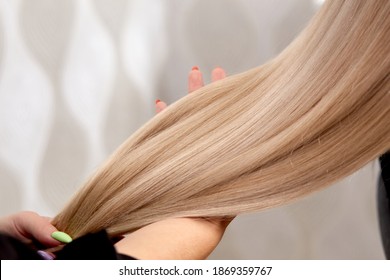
51,231,72,243
37,250,54,260
192,66,199,71
155,99,161,104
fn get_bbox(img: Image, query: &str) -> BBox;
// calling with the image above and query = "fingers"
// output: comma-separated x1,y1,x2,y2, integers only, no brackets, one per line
13,211,62,247
156,66,226,114
211,67,226,82
188,66,204,94
155,99,167,114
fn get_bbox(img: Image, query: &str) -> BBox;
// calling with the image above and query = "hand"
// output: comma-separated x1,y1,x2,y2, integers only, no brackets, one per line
115,216,233,259
115,66,234,259
0,211,61,248
155,66,226,113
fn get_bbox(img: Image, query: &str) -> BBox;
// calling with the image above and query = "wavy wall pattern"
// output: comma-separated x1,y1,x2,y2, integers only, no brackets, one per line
0,0,383,259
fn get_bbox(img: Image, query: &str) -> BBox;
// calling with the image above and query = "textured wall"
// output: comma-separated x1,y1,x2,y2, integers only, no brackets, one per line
0,0,384,259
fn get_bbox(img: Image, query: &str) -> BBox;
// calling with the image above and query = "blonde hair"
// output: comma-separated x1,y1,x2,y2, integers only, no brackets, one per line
53,0,390,238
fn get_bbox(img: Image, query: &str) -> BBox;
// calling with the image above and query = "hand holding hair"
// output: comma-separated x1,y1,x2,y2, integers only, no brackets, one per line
0,67,231,260
52,0,390,259
0,211,61,248
115,67,233,259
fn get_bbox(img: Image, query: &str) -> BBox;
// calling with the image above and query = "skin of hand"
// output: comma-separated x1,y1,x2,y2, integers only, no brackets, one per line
115,67,234,259
0,211,61,248
0,67,232,259
115,217,232,260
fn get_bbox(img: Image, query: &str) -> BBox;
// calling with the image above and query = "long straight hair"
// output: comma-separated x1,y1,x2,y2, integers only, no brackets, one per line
53,0,390,238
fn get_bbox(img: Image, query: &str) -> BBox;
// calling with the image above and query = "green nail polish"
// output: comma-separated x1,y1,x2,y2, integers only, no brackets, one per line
51,231,73,243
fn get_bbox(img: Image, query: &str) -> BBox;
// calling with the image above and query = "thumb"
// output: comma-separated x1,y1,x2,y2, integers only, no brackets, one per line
13,211,62,247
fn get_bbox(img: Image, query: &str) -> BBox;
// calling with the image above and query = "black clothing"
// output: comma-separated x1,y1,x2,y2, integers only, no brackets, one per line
0,230,135,260
378,152,390,259
0,233,42,260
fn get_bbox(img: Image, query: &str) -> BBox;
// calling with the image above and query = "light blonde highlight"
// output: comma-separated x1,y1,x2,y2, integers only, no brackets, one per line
53,0,390,239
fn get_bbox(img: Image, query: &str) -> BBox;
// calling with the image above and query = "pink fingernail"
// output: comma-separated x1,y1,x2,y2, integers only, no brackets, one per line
192,66,199,71
37,250,54,260
155,99,161,104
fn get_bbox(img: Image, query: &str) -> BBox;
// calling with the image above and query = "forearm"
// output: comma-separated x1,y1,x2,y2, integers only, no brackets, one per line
114,217,228,260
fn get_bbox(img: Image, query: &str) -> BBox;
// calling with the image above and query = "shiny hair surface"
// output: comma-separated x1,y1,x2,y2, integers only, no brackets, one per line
53,0,390,238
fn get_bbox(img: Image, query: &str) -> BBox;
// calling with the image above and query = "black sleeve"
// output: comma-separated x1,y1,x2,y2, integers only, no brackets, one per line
379,152,390,194
378,152,390,259
55,230,137,260
0,233,42,260
0,230,136,260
